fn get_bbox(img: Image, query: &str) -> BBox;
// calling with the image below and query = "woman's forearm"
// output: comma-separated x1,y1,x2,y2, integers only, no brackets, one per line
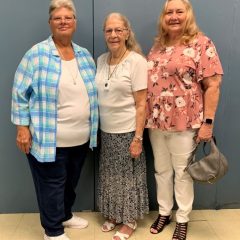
202,74,222,121
134,89,147,138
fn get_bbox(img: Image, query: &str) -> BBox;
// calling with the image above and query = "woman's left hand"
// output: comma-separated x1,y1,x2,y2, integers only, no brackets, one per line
196,123,213,143
129,140,142,159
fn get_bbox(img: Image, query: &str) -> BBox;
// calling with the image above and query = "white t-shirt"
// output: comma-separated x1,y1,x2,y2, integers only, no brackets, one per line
95,51,147,133
56,59,90,147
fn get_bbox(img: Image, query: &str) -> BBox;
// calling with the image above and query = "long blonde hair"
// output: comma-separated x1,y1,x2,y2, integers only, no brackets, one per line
155,0,201,48
103,12,143,55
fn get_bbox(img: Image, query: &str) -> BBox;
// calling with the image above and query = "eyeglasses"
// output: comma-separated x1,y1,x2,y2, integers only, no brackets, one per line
51,16,76,24
104,28,128,36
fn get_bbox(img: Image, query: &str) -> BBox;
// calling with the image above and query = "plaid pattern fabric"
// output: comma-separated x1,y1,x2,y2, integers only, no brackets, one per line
11,36,98,162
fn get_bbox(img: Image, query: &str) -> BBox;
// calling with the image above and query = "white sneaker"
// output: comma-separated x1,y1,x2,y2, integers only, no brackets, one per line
44,233,70,240
62,214,88,229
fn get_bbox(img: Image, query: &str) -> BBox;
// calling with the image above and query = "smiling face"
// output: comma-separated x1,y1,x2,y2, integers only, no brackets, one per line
104,14,129,55
49,7,76,40
163,0,187,39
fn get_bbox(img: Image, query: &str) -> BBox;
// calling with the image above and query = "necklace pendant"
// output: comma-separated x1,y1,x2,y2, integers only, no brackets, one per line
104,80,110,90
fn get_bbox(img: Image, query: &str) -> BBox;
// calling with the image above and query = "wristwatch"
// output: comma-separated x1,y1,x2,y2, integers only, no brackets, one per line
204,118,214,125
133,135,143,142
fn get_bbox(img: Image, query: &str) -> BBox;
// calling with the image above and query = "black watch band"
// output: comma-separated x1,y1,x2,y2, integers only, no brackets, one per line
204,118,213,125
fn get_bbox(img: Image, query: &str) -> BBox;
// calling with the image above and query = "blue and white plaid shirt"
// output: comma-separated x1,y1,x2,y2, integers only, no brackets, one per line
11,36,98,162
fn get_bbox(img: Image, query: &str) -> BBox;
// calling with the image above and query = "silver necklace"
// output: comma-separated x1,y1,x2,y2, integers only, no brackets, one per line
105,48,127,89
56,45,78,85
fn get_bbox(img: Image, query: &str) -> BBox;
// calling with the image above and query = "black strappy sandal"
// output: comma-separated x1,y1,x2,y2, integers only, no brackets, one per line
172,222,188,240
150,214,171,234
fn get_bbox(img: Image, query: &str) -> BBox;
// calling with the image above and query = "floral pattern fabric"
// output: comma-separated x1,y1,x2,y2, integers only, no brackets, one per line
146,34,223,131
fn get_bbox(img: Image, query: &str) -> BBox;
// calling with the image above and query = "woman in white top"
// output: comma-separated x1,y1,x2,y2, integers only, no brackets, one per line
96,12,149,240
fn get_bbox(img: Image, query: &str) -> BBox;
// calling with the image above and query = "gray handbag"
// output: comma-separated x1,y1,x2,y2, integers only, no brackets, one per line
185,137,228,184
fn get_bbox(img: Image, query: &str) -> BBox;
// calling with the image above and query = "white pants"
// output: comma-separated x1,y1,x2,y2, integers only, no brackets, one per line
149,129,197,223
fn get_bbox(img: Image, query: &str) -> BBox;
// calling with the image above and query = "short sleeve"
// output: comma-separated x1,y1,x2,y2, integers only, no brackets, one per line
96,53,108,69
196,35,223,82
130,53,148,92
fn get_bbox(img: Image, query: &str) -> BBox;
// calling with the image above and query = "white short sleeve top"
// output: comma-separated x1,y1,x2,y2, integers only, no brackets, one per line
95,51,147,133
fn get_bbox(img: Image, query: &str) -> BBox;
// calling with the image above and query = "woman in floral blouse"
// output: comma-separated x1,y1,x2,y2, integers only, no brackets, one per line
146,0,223,239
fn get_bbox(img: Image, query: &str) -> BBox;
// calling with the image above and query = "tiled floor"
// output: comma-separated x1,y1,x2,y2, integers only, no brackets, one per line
1,210,240,240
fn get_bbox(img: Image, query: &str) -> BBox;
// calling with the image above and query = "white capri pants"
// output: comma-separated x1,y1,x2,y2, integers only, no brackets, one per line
149,129,197,223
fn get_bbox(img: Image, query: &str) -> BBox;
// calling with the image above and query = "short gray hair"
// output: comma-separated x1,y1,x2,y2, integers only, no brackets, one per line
49,0,76,18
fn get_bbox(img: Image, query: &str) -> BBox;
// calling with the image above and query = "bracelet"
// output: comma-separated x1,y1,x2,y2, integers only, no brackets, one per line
133,135,143,142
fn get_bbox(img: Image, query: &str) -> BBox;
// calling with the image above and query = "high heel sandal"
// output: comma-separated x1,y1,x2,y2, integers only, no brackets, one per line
172,222,188,240
150,214,171,234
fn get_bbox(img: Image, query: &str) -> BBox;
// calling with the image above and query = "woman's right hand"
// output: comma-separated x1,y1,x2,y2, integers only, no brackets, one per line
16,126,32,154
129,139,142,159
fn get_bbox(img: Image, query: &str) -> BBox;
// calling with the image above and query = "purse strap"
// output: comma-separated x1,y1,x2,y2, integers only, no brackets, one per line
184,144,199,171
203,136,216,155
185,136,216,171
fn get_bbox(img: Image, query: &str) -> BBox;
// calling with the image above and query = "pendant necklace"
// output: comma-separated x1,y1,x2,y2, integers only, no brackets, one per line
56,45,78,85
105,48,127,89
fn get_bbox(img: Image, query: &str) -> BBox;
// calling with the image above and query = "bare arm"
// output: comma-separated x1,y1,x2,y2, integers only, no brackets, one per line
16,125,32,154
196,74,222,142
129,89,147,158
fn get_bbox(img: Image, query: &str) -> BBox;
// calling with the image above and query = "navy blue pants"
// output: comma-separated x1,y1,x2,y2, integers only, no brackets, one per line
27,143,88,237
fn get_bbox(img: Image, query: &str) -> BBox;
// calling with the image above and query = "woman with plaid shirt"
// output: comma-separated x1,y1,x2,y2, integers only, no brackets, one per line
11,1,98,240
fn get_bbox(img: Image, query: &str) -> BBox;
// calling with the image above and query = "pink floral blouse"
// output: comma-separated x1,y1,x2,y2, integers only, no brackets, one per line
146,34,223,131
